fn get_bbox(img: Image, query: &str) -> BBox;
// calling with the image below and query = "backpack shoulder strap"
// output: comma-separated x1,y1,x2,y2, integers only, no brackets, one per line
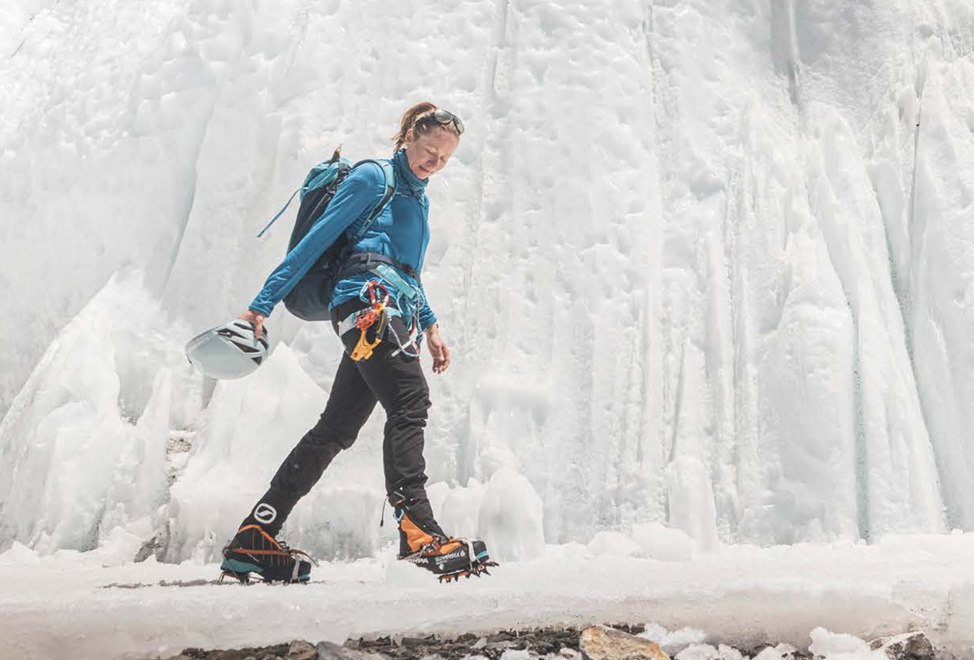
347,159,396,243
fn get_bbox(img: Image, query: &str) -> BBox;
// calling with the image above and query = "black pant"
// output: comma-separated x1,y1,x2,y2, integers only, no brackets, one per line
241,298,443,538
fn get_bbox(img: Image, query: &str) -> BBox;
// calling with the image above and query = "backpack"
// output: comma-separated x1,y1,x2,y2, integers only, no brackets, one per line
256,148,397,321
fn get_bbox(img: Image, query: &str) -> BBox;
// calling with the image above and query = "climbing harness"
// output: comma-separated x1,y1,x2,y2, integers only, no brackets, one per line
337,276,424,361
369,264,422,359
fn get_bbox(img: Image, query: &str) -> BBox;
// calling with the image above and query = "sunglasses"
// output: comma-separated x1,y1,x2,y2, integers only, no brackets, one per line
426,109,465,135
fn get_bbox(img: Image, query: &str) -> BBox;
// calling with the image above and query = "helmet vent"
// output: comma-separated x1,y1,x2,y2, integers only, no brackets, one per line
185,320,271,380
217,328,245,340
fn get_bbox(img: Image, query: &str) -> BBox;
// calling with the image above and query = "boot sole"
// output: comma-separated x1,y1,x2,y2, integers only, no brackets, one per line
220,558,311,584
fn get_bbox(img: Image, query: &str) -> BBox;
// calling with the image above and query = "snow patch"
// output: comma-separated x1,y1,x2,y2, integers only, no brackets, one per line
478,468,545,562
587,531,643,558
808,628,883,660
630,522,695,562
640,623,710,657
666,457,719,552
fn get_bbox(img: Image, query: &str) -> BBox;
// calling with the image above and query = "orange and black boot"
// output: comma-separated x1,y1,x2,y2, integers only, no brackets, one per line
392,492,497,583
220,525,313,584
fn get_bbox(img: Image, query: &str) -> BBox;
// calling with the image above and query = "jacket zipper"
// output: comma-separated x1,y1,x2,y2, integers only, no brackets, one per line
417,199,427,274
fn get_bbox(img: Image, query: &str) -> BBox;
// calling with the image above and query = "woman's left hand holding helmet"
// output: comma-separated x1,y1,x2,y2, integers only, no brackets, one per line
424,324,451,374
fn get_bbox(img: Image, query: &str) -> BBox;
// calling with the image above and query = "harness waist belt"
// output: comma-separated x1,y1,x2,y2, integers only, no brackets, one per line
338,252,421,284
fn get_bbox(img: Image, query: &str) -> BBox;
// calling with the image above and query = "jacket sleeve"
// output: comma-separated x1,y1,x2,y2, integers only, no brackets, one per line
250,163,386,316
416,284,437,331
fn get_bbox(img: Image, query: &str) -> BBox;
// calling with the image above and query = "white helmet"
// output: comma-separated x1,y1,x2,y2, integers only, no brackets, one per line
185,320,269,379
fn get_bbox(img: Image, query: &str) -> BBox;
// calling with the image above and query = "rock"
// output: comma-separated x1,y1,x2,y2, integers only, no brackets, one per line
316,641,386,660
134,536,158,562
869,632,935,660
487,641,518,652
402,636,437,648
580,625,671,660
560,649,581,659
204,646,291,660
289,640,316,660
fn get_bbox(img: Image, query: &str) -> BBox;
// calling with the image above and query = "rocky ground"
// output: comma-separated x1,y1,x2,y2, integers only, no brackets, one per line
152,625,938,660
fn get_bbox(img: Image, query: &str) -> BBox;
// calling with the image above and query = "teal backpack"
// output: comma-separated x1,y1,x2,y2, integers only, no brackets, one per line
257,148,396,321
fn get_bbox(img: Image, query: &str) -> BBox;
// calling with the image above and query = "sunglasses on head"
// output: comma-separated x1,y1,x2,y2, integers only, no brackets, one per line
425,108,465,135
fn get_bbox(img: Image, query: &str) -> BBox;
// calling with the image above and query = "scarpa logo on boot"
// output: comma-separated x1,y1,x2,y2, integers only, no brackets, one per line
254,503,278,525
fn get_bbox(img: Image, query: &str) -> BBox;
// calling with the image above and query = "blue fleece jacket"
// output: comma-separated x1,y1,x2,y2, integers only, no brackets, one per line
249,150,437,329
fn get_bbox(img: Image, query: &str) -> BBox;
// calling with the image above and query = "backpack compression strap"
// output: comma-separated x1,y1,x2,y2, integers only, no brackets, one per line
256,187,303,238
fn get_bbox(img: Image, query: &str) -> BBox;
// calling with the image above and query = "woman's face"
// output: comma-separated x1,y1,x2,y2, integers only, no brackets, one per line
404,127,459,179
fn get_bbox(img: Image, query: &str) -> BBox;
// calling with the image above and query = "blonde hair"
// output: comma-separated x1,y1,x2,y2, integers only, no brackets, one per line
391,101,461,152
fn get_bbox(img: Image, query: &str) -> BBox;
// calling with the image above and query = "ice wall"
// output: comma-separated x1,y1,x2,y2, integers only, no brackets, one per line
0,273,202,552
1,0,973,558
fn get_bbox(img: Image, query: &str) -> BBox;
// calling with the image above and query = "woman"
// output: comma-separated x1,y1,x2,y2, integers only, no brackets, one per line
219,103,494,584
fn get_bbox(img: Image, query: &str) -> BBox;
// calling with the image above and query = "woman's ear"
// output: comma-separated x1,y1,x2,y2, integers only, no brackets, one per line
403,127,414,144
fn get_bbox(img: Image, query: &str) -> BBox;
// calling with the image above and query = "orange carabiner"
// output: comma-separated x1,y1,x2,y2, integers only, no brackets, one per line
351,328,382,361
350,281,390,361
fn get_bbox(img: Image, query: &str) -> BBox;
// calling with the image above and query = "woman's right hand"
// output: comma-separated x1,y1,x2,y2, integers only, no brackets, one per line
239,309,266,340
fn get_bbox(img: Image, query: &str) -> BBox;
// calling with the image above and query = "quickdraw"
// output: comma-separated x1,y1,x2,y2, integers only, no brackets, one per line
350,281,390,361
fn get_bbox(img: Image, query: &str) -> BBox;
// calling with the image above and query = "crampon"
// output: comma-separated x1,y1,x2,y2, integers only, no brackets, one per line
402,538,499,584
437,560,497,584
219,524,316,584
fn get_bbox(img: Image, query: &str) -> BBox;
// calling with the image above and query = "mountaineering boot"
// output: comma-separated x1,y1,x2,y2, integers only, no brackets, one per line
220,524,313,584
392,492,498,583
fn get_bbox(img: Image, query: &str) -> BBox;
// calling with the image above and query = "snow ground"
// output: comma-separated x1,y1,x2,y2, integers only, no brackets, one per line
3,0,974,556
1,533,973,660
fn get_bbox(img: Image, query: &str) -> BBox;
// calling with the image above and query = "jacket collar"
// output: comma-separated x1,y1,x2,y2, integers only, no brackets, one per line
392,149,429,197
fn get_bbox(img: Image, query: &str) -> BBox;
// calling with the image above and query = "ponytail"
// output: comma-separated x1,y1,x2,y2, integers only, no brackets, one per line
391,101,437,152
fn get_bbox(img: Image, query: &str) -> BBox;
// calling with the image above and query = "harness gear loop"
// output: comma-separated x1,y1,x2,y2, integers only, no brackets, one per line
350,281,390,361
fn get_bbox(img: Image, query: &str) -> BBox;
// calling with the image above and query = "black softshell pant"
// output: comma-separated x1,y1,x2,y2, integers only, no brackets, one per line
240,298,444,540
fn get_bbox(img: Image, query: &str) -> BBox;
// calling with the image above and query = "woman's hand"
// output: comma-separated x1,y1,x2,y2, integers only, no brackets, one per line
424,324,451,374
239,309,266,340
